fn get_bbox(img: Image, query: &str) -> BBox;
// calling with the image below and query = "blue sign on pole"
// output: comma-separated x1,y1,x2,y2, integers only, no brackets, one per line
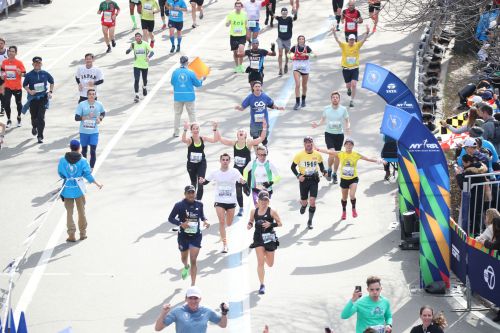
450,230,468,284
468,246,500,305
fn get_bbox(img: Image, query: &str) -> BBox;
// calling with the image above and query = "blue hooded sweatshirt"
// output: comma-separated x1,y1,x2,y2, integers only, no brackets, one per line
57,152,95,199
170,66,203,102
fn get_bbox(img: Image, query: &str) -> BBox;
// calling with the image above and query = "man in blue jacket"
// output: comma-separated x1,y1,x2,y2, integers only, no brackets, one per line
170,56,204,137
58,139,103,242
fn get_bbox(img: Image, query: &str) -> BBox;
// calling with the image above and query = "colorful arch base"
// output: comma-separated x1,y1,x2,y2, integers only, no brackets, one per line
381,105,451,288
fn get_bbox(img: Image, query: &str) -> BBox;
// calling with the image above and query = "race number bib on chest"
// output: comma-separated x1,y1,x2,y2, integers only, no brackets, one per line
369,325,385,333
346,57,357,65
170,10,179,18
185,222,198,234
262,232,276,244
248,20,257,28
346,22,356,30
34,82,45,92
5,65,16,80
143,3,153,10
234,156,246,167
254,113,265,123
342,166,354,177
329,121,341,130
250,59,260,69
103,11,113,22
190,152,203,163
83,119,96,129
279,25,288,33
233,27,243,34
218,184,233,197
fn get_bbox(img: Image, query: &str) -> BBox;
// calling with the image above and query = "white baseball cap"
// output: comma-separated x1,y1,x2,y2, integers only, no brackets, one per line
186,286,202,298
348,34,356,40
463,137,477,148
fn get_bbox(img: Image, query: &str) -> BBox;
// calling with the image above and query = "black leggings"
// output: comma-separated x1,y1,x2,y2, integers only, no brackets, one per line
265,0,276,22
82,145,97,168
159,0,166,17
187,160,207,200
4,89,22,120
133,67,148,93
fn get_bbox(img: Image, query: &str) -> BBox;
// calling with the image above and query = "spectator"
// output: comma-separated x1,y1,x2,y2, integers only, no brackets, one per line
154,286,228,332
478,103,500,154
475,5,499,42
440,108,479,134
456,137,490,169
341,276,393,333
476,208,499,242
409,306,447,333
468,127,499,171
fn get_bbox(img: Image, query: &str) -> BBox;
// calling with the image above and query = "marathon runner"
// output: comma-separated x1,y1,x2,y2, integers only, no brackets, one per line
238,39,276,87
269,7,293,76
311,91,350,184
341,0,362,41
140,0,160,47
23,56,54,144
1,46,25,128
368,0,381,32
217,120,267,216
182,121,218,200
168,185,210,286
75,89,106,170
155,287,228,331
159,0,168,30
247,190,282,295
166,0,188,53
199,153,246,253
289,35,315,110
98,0,120,53
244,144,280,206
126,33,154,103
289,0,299,20
332,0,344,31
332,24,370,107
315,138,384,220
226,1,247,73
0,37,8,116
264,0,276,27
129,0,142,29
244,0,267,45
290,136,327,229
75,53,104,103
235,81,284,146
190,0,204,29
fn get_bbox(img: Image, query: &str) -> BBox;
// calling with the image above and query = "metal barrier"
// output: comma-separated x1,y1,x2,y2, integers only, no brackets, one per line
0,0,25,17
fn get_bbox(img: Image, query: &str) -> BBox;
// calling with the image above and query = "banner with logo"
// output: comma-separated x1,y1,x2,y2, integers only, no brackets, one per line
468,245,500,305
362,63,422,120
381,105,451,288
449,220,468,284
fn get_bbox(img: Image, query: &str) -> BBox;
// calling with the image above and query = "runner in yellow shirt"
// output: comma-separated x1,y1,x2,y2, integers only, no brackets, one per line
226,1,248,73
332,25,370,108
140,0,161,47
315,138,385,220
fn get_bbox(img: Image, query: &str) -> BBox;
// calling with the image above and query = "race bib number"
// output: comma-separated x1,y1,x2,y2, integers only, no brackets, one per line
346,57,357,65
279,25,288,33
103,11,113,22
135,48,146,55
305,168,316,176
143,3,153,10
34,82,45,92
190,152,203,163
233,27,243,34
218,185,233,197
342,166,354,177
234,156,246,167
6,71,16,80
83,119,96,129
329,121,341,130
346,22,356,30
262,233,276,244
185,222,198,234
250,60,260,69
248,20,257,28
170,10,179,18
369,326,385,333
254,113,264,123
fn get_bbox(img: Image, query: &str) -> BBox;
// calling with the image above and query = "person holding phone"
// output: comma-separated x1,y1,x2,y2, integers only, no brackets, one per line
341,276,393,333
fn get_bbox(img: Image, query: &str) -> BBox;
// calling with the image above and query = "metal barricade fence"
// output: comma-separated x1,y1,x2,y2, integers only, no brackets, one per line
461,172,500,236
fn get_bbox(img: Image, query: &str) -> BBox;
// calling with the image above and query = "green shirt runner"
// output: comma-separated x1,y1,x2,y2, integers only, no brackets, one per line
226,11,247,37
99,0,120,11
140,0,160,21
132,41,152,69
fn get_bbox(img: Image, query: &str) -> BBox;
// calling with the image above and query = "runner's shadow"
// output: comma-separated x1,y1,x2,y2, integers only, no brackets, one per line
31,188,60,207
136,137,180,157
0,139,38,160
228,290,262,319
37,133,79,153
106,102,137,117
97,30,134,44
303,220,355,246
202,73,237,91
17,242,78,275
364,179,394,197
123,288,183,333
277,223,309,248
134,221,177,243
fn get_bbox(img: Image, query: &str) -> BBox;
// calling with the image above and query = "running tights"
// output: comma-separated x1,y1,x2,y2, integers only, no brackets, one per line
82,145,97,168
133,67,148,93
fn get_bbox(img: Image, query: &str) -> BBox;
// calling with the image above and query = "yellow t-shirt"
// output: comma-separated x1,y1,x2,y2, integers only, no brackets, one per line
340,42,362,69
338,151,362,180
293,150,323,176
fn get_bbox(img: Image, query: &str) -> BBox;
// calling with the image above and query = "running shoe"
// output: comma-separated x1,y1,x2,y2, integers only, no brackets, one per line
258,284,265,294
172,227,179,231
31,127,37,136
176,45,181,53
293,102,300,110
347,87,351,96
384,170,390,181
162,23,167,30
307,220,313,230
133,23,137,30
293,13,297,21
111,39,116,47
181,265,190,280
300,205,307,215
192,24,198,29
349,100,354,107
265,18,269,25
341,211,347,220
278,69,283,76
17,116,21,127
326,169,332,182
249,242,256,249
172,132,179,138
170,45,176,53
134,95,140,103
332,173,338,184
270,21,274,28
37,137,43,144
372,26,377,33
106,45,112,53
199,11,204,19
150,40,155,48
284,64,288,73
234,66,239,73
222,244,228,253
143,87,148,96
352,209,358,218
237,64,245,73
301,100,306,108
237,207,244,217
336,24,340,31
6,120,11,128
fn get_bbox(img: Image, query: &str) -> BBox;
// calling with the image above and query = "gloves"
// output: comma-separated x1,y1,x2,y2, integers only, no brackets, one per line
220,303,229,315
262,181,273,188
125,49,132,55
270,43,275,52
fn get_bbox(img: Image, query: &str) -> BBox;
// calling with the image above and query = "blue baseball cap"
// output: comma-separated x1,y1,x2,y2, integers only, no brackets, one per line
70,139,80,150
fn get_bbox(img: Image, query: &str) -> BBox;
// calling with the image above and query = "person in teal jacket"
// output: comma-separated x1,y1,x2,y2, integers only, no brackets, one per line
170,56,205,137
58,139,103,242
341,275,393,333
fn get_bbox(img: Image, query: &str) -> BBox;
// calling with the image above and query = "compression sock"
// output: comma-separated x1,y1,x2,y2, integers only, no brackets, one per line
308,206,316,221
335,15,341,24
170,36,175,46
177,37,182,46
350,199,357,209
341,200,347,212
131,15,137,25
295,97,300,104
301,95,306,103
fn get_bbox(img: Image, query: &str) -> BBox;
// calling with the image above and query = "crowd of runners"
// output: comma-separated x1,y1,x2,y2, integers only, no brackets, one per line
0,1,404,332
